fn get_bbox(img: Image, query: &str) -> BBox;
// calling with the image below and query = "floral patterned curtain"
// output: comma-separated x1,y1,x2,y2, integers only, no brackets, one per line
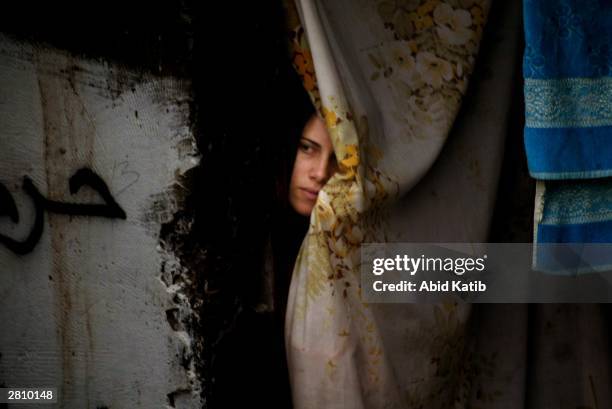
284,0,494,407
282,0,612,408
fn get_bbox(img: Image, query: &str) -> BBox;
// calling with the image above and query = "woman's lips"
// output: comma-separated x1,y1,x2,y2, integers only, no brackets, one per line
301,188,319,201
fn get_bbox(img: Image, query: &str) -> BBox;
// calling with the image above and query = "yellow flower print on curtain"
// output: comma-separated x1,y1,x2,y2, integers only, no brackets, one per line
284,0,490,407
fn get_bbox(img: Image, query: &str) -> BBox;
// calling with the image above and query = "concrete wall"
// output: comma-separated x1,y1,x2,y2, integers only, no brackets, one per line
0,35,202,408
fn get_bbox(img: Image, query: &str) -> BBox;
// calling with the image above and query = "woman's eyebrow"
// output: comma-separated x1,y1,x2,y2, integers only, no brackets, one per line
301,137,322,148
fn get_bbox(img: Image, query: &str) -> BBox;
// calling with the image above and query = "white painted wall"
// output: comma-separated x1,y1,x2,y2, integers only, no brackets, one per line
0,35,201,408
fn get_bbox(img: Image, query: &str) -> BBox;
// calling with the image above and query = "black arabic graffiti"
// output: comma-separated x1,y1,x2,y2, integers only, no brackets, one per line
0,168,126,255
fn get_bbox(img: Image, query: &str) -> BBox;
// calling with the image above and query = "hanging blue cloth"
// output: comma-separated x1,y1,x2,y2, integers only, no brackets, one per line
523,0,612,273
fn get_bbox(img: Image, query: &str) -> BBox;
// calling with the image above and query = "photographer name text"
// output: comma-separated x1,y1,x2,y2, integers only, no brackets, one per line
372,280,486,292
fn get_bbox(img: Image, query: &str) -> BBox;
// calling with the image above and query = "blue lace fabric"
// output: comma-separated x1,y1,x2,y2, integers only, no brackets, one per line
523,0,612,272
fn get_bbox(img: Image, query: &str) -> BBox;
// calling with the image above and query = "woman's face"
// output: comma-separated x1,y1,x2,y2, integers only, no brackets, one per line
289,114,338,216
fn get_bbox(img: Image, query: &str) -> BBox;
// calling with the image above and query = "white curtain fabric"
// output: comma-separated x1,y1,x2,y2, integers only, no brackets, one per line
287,0,491,407
284,1,611,408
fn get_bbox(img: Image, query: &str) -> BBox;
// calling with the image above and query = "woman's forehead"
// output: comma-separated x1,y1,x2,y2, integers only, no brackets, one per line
303,115,333,149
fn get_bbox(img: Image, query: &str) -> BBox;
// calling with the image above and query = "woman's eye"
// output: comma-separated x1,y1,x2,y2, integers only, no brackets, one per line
299,142,314,153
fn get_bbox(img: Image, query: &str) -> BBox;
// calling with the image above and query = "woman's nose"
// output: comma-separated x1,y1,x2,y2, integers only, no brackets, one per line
311,156,334,183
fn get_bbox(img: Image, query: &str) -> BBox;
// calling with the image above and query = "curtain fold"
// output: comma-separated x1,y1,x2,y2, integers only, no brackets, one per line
284,1,501,407
283,1,612,408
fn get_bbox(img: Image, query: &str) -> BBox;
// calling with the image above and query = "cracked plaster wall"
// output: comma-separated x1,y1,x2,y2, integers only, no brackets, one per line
0,35,202,408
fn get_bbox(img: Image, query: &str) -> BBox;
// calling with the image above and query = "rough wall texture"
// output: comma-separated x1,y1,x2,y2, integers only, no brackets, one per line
0,35,202,408
0,2,298,407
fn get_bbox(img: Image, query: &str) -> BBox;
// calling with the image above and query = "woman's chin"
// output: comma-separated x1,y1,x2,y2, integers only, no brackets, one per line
291,201,313,217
